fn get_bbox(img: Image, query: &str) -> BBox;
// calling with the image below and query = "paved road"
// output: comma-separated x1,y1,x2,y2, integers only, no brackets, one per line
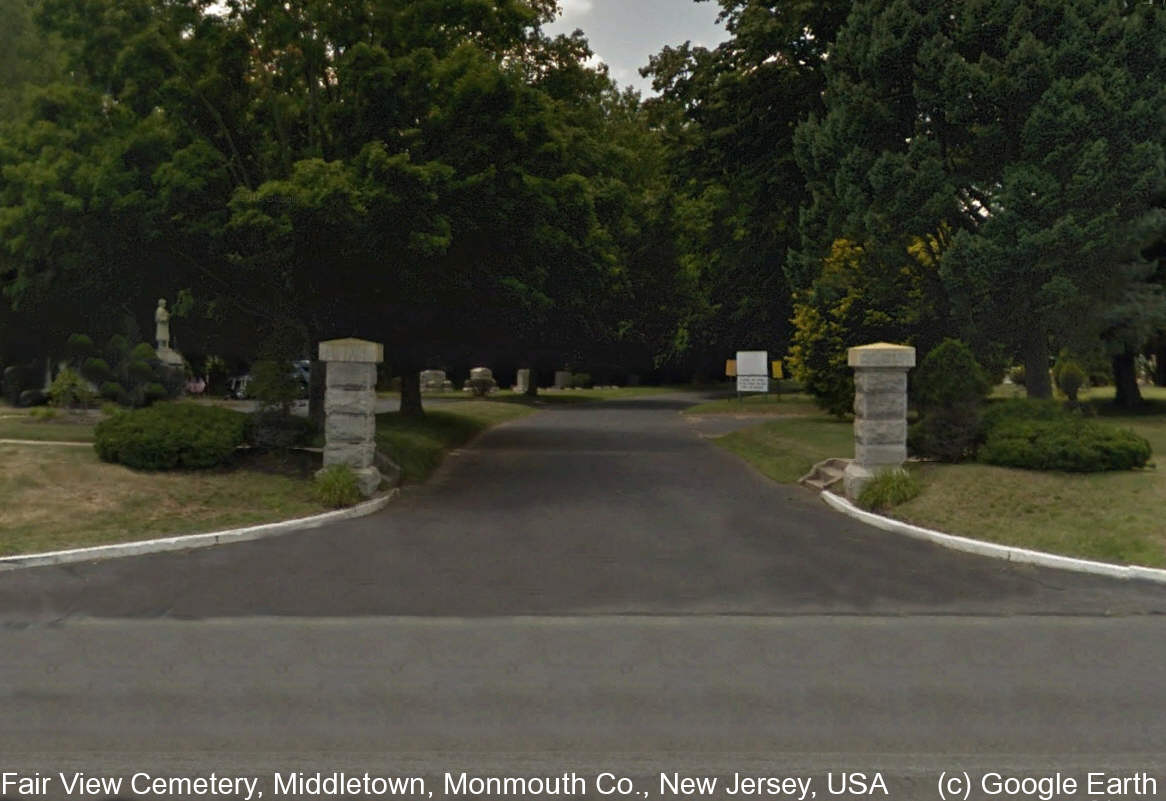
3,394,1166,797
2,394,1166,620
3,617,1166,799
0,394,1163,619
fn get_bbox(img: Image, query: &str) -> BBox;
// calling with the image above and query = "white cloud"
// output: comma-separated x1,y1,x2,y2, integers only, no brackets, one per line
558,0,595,23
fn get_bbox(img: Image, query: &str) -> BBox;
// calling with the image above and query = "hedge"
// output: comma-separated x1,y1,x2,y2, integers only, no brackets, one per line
94,403,247,470
979,418,1151,472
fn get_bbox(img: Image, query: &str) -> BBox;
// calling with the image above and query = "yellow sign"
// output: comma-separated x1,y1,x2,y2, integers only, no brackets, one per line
771,360,783,379
725,360,737,377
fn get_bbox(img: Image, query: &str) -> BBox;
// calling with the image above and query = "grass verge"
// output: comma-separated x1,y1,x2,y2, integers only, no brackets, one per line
0,413,97,442
716,400,1166,567
0,444,328,556
684,392,823,417
376,401,534,482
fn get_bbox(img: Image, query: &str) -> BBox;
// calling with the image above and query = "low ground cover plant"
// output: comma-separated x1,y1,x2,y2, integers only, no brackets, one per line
94,403,246,470
313,464,363,507
856,468,920,511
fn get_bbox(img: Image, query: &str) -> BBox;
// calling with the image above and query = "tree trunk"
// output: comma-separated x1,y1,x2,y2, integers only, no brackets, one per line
307,360,326,430
399,370,424,417
1155,343,1166,387
525,368,538,398
1112,350,1143,409
1022,329,1052,399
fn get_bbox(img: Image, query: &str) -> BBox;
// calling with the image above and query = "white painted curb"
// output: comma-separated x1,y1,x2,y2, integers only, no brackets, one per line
0,489,399,572
820,490,1166,584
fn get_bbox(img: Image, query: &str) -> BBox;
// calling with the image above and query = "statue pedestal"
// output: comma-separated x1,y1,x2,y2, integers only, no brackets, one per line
157,346,185,369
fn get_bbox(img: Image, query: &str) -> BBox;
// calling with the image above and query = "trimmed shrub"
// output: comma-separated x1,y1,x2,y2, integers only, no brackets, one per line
909,339,990,462
130,343,158,362
908,403,982,462
66,333,96,362
244,410,317,450
978,398,1069,442
94,403,246,470
48,367,96,409
1055,361,1087,402
314,464,362,508
856,468,920,511
101,381,130,405
912,339,992,412
980,419,1151,472
82,357,114,384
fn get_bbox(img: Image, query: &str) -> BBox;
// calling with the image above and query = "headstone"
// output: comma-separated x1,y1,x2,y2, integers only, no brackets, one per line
464,366,497,396
514,368,531,393
318,338,384,497
554,370,571,389
420,369,453,393
842,342,915,500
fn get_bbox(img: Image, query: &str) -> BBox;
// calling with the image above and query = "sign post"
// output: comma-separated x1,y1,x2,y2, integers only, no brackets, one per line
735,351,768,399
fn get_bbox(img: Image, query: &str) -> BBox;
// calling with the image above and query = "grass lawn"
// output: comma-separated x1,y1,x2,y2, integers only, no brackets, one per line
376,401,534,482
715,392,1166,567
0,444,329,556
715,415,854,483
0,400,535,557
0,411,98,442
684,392,823,417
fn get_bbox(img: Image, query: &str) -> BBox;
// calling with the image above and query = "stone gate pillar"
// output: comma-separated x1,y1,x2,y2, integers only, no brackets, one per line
318,338,384,497
843,342,915,500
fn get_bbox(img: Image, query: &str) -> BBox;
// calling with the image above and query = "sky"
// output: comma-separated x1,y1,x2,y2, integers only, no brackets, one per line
542,0,731,95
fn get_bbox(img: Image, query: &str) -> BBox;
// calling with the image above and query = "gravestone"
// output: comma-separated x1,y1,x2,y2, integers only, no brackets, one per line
420,369,453,393
842,342,915,500
553,370,571,389
318,338,383,497
514,368,531,394
464,366,497,396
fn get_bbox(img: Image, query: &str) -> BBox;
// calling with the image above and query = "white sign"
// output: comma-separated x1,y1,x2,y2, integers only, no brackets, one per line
736,350,768,393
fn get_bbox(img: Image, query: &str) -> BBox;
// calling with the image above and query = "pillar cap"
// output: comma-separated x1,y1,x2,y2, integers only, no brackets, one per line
319,338,384,363
848,342,915,368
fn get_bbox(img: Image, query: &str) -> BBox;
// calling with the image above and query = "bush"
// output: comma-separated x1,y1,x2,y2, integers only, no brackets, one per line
912,339,991,412
66,333,96,362
980,419,1151,472
94,403,246,470
245,410,317,450
908,403,982,462
82,357,114,384
1054,360,1087,402
28,406,57,420
101,381,130,405
569,372,592,389
250,360,302,411
48,367,96,409
856,468,920,511
314,464,362,508
978,398,1069,441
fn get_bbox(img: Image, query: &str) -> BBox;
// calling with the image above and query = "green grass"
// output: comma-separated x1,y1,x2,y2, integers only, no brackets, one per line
376,401,534,482
684,392,823,417
715,415,854,483
716,395,1166,567
0,444,328,556
0,413,97,442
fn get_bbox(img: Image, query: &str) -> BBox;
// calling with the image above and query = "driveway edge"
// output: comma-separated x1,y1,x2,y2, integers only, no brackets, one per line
0,489,399,572
820,490,1166,584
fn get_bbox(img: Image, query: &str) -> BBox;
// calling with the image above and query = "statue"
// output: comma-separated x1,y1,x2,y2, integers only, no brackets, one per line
155,299,171,351
153,298,184,368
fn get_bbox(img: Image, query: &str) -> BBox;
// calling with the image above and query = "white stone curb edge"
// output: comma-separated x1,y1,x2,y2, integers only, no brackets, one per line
0,489,399,572
820,490,1166,584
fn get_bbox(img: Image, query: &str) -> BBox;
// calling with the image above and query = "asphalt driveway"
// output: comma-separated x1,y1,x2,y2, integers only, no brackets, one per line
1,394,1163,619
